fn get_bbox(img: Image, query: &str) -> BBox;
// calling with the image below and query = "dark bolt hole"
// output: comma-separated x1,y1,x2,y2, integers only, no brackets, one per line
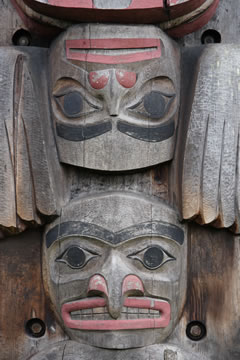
186,321,207,341
12,29,32,46
201,29,221,45
25,318,46,338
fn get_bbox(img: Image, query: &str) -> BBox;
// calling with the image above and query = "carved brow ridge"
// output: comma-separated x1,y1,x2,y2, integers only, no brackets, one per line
45,221,184,248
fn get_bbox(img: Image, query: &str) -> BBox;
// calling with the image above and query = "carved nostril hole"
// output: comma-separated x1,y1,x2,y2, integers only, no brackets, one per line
124,289,144,298
87,289,106,297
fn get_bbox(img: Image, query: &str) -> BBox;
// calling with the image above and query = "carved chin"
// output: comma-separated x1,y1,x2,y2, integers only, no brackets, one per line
56,127,175,171
61,297,171,331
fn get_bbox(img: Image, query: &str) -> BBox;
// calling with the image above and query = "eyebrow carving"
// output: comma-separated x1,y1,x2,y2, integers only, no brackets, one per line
66,38,161,64
46,221,184,248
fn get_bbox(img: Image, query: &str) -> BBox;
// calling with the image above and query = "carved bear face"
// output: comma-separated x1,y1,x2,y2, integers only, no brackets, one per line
43,193,187,349
49,24,180,171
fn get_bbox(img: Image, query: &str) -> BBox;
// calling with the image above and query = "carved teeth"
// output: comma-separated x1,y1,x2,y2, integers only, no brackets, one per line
71,307,160,320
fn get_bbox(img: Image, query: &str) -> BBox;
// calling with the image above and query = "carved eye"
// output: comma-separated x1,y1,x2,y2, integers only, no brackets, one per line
56,246,99,269
128,245,175,270
129,91,175,120
54,90,101,118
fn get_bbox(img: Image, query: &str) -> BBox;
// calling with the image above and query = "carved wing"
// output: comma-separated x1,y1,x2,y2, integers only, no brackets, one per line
0,48,64,233
182,45,240,232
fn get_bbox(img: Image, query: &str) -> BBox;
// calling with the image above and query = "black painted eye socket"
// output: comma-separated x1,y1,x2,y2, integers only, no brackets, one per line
54,89,101,118
128,245,175,270
56,246,99,269
63,91,83,117
143,246,164,269
129,91,175,120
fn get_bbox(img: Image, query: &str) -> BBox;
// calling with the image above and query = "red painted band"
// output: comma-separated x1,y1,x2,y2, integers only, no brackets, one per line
124,0,164,9
61,297,171,330
167,0,219,38
48,0,164,9
66,38,161,64
66,38,161,50
49,0,92,7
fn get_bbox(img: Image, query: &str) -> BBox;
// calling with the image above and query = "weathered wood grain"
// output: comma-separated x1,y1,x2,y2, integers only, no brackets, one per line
0,230,66,360
28,340,208,359
181,45,240,232
0,47,65,233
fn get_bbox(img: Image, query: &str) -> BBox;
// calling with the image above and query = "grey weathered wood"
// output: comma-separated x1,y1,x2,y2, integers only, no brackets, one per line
181,0,240,46
93,0,132,9
29,341,208,359
0,47,66,233
182,44,240,231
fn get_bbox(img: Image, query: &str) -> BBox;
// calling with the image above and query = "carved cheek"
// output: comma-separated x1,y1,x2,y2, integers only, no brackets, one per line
88,71,110,90
115,70,137,88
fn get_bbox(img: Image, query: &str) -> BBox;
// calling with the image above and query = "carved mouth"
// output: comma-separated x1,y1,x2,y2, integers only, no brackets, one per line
62,297,170,330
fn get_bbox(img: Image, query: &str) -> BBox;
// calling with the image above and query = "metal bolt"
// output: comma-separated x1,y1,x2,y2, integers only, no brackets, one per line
190,324,202,337
203,35,215,44
17,35,30,46
30,322,43,334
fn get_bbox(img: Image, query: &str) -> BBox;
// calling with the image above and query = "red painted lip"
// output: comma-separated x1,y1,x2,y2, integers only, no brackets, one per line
61,297,171,331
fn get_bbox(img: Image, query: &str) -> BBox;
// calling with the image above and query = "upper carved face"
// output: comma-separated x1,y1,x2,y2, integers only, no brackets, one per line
43,193,187,349
49,24,180,171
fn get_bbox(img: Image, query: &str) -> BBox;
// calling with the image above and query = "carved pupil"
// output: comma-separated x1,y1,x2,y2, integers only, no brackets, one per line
143,91,166,119
143,247,164,269
65,247,86,268
63,91,83,116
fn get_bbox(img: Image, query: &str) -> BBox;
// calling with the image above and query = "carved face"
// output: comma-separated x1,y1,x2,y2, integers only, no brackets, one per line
43,193,187,349
49,24,180,171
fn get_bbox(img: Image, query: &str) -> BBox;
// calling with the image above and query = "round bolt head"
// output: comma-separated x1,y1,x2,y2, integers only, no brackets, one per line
190,325,202,337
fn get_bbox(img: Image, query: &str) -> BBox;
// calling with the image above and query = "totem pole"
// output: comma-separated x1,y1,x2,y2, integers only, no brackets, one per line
0,1,240,360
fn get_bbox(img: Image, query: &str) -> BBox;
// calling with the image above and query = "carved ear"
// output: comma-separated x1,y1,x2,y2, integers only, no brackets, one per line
0,49,64,233
182,45,240,232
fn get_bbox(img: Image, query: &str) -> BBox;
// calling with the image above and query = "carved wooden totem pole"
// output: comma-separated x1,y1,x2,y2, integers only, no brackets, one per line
1,1,240,360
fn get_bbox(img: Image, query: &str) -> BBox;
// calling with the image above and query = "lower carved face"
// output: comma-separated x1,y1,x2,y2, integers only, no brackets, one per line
43,193,187,349
49,24,180,171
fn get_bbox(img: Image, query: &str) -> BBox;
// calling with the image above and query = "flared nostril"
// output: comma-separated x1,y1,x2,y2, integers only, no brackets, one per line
122,275,144,297
87,274,108,297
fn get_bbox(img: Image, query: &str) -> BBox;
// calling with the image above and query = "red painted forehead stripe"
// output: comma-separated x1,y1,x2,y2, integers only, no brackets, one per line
49,0,163,9
66,38,161,64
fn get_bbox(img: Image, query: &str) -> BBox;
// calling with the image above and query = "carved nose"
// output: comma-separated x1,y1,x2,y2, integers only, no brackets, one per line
87,274,144,320
107,275,144,319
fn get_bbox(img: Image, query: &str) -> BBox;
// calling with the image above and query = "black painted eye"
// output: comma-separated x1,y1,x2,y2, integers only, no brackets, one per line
128,245,175,270
143,246,164,268
129,91,175,120
56,246,99,269
54,89,101,118
63,91,83,116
